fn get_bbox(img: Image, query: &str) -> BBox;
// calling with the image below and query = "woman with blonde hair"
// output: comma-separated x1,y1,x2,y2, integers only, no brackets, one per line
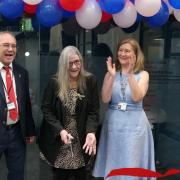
93,38,155,180
39,46,99,180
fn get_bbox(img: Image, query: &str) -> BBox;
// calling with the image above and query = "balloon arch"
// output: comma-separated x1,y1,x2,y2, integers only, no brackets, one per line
0,0,180,33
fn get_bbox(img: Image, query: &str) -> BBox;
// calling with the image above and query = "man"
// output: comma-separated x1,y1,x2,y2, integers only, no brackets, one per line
0,31,36,180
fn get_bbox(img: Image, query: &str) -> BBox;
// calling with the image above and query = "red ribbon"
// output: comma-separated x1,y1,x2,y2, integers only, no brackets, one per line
106,168,180,178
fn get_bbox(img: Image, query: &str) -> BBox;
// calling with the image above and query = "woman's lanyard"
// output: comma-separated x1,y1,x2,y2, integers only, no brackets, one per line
118,72,128,111
120,72,128,102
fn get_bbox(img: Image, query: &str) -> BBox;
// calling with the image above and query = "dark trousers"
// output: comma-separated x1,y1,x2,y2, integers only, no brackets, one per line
53,167,87,180
0,123,26,180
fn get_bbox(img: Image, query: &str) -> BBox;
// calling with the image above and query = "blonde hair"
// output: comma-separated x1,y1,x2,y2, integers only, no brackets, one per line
57,46,90,103
115,38,144,73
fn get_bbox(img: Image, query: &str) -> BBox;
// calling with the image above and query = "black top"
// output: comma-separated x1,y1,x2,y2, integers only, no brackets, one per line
38,74,99,164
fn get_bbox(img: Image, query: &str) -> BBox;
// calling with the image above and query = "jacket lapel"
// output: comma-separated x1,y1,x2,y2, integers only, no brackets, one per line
76,88,86,114
13,65,22,101
0,74,6,102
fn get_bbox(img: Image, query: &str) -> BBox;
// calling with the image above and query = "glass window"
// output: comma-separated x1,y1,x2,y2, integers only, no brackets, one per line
141,22,180,176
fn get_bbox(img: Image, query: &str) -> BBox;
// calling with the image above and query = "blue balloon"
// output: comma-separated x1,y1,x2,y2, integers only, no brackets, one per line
122,21,139,33
62,9,75,18
1,16,22,26
169,0,180,9
145,1,169,27
129,0,135,4
0,0,24,19
37,0,63,27
99,0,125,14
32,17,50,32
136,13,142,23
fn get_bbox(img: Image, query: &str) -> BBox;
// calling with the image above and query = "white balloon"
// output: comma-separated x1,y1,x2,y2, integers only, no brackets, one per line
113,1,137,28
174,9,180,22
163,0,174,14
135,0,161,17
23,0,42,5
76,0,102,29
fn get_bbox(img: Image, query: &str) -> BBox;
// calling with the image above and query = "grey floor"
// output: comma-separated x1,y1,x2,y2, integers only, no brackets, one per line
0,132,180,180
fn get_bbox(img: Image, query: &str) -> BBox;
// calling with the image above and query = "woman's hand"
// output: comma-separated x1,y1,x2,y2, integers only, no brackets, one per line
128,55,136,73
60,130,73,144
83,133,96,156
106,56,116,77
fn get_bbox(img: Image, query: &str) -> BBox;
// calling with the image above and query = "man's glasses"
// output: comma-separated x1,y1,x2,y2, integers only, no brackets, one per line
69,60,81,67
1,43,17,49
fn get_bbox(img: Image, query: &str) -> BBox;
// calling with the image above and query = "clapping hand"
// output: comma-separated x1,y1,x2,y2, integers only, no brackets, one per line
128,55,136,73
106,56,116,77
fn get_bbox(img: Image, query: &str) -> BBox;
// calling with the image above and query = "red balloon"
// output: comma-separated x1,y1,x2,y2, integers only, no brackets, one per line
59,0,84,11
24,4,37,14
94,21,111,34
101,11,112,23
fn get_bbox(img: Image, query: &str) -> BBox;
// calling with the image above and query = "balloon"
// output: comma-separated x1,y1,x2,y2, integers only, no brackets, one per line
24,3,37,14
22,0,42,5
129,0,135,4
37,0,63,27
94,21,111,34
62,17,83,36
60,17,70,23
145,1,169,27
163,0,174,14
122,21,139,33
32,16,50,31
174,9,180,22
1,16,22,26
113,1,137,28
98,0,125,14
101,11,112,23
169,0,180,9
62,9,75,18
59,0,84,11
135,0,161,17
0,0,24,18
136,13,142,22
76,0,102,29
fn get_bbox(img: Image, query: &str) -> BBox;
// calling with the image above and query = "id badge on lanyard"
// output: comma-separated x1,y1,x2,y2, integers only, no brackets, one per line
7,102,16,110
118,102,127,111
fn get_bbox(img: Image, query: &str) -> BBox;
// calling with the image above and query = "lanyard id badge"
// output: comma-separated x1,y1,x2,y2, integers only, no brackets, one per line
7,102,16,110
118,102,127,111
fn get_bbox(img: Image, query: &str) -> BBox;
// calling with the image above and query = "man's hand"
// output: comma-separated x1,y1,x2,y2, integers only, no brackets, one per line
26,136,36,144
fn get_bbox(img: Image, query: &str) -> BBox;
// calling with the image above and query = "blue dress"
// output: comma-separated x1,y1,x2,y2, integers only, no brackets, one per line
93,72,155,180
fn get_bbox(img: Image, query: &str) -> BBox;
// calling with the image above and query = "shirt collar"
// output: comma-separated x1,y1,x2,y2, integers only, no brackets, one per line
0,62,13,70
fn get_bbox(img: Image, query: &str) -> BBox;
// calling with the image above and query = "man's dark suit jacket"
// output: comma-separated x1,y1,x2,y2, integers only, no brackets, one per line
39,74,99,164
0,62,35,141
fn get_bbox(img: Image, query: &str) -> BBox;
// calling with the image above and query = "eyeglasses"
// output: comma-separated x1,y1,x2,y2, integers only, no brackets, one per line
1,43,17,49
69,60,81,67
